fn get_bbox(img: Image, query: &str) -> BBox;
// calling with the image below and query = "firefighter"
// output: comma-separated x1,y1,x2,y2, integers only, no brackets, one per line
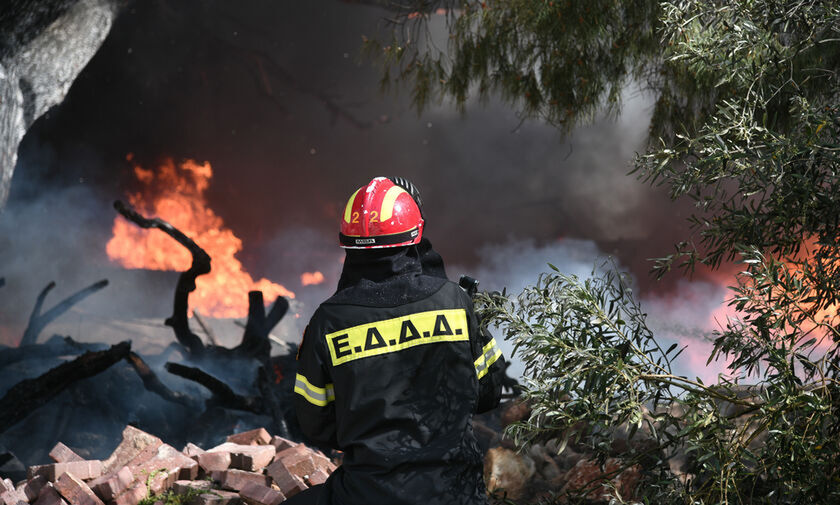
288,177,505,505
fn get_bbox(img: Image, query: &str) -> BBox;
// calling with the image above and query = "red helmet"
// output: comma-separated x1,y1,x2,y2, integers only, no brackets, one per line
340,177,424,249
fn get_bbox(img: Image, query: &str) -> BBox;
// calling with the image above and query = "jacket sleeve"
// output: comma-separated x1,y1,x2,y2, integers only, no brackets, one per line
467,300,505,414
293,323,338,447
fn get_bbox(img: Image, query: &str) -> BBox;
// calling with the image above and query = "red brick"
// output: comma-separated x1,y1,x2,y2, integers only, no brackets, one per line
265,460,307,498
110,444,200,505
102,426,163,474
89,465,134,501
269,436,296,452
305,468,330,487
110,482,148,505
53,472,105,505
172,480,213,495
18,474,48,501
239,480,285,505
0,487,28,504
196,451,232,472
28,460,103,481
33,484,68,505
208,443,275,472
49,442,84,463
182,443,205,458
190,490,241,504
274,445,309,464
210,469,270,492
287,456,317,479
226,428,271,446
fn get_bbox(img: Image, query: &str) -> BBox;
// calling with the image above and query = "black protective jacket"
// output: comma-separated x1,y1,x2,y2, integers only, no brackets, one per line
294,243,505,505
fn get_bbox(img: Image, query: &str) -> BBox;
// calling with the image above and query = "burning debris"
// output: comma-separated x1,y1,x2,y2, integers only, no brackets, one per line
2,425,336,505
0,194,301,476
106,158,294,319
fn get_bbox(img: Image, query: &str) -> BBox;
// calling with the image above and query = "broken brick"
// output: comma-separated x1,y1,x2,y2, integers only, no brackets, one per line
265,460,307,498
28,460,103,481
189,490,241,505
172,480,213,495
102,426,163,474
17,474,48,501
53,472,105,505
239,481,285,505
269,436,296,452
208,443,275,472
89,465,134,502
287,456,317,480
49,442,84,463
33,484,68,505
0,486,28,504
110,482,149,505
196,451,232,473
305,468,330,487
226,428,271,446
111,444,199,505
182,443,205,458
211,469,270,492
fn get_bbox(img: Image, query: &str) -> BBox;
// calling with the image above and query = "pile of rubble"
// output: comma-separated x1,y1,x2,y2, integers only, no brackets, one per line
482,400,643,504
0,426,334,505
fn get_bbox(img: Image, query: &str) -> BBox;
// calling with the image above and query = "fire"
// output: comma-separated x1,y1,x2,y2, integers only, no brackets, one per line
301,271,325,286
106,157,294,318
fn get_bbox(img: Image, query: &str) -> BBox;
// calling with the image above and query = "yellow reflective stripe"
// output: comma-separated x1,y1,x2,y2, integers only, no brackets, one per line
294,373,335,407
343,188,361,223
379,186,408,222
475,337,502,379
325,309,468,366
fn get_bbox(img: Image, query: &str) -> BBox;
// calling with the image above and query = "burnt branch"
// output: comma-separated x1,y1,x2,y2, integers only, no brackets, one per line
21,279,109,346
192,310,220,346
256,364,291,440
0,341,131,434
114,200,208,356
0,335,106,368
165,362,261,414
125,351,197,409
234,291,289,361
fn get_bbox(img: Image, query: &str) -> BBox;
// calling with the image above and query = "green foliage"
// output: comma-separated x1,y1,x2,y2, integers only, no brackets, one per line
372,0,840,503
138,484,218,505
477,258,840,504
364,0,659,130
137,470,218,505
638,0,840,278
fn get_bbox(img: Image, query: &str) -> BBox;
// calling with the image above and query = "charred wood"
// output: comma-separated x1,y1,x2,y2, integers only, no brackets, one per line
192,310,220,346
165,362,261,414
20,279,108,346
0,334,105,367
256,365,290,440
0,341,131,433
114,200,208,356
234,291,288,361
125,351,197,410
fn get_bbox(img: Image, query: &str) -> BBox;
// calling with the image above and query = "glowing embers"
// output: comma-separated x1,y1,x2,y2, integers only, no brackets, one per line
106,157,293,318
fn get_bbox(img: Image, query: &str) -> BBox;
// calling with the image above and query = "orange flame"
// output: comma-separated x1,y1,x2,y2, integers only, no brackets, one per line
301,271,325,286
106,158,294,318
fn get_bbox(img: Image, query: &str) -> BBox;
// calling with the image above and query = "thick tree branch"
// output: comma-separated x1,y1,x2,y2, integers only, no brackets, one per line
125,351,197,409
165,362,261,414
0,341,131,433
114,200,208,356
